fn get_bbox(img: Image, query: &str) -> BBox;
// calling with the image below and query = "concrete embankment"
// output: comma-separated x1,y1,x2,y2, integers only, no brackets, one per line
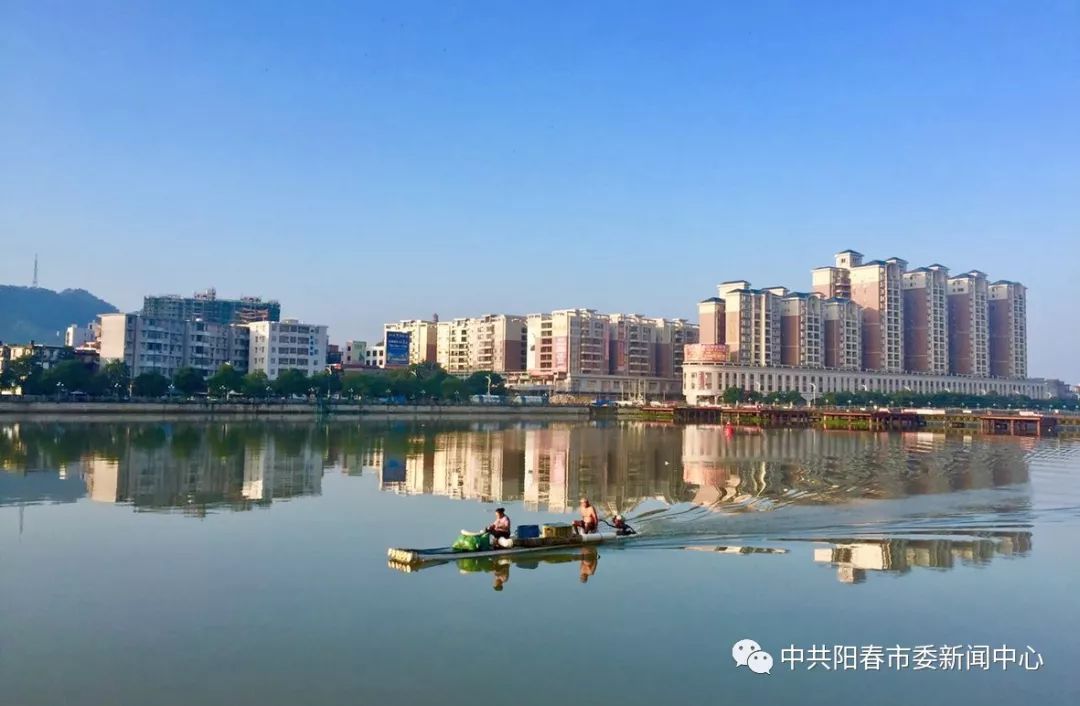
0,400,592,422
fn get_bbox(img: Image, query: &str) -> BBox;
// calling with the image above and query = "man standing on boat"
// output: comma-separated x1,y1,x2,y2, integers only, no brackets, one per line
486,508,511,545
573,498,599,535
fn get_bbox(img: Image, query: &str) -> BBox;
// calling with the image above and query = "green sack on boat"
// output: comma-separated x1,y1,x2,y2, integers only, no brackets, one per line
452,531,491,552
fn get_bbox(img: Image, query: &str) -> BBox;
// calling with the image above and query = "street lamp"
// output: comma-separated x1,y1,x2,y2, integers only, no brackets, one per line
808,382,817,407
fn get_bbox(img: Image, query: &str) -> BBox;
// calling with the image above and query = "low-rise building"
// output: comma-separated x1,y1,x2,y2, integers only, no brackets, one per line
342,340,368,367
683,362,1060,403
365,342,386,369
64,323,98,349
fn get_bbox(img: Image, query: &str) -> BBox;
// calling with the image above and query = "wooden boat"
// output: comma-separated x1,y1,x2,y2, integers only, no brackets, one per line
388,531,633,566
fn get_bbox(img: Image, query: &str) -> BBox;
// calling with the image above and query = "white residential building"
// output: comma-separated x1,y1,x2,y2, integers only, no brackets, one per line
365,342,386,369
247,320,328,380
65,323,98,348
98,313,249,378
436,318,472,373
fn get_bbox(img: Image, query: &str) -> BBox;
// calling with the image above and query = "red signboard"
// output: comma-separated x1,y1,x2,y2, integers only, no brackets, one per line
685,343,729,363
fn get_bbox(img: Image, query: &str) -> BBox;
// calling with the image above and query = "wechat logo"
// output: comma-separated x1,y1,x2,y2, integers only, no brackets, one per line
733,638,774,675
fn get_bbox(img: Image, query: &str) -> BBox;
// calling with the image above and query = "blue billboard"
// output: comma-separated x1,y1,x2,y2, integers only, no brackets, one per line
384,330,411,367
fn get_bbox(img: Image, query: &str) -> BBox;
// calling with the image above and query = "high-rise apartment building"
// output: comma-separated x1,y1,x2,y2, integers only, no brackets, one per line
609,314,658,377
697,298,725,346
247,320,328,380
467,314,527,373
436,318,471,373
435,315,526,374
653,318,699,378
812,250,905,372
383,319,438,365
822,298,862,370
988,281,1027,379
526,309,610,376
142,289,280,324
901,265,949,374
947,270,989,376
718,281,781,367
98,313,250,379
779,292,824,368
848,257,906,372
810,249,860,299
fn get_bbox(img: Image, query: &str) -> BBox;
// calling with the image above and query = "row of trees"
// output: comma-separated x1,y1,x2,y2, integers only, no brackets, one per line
0,355,509,403
0,357,132,397
719,386,1079,411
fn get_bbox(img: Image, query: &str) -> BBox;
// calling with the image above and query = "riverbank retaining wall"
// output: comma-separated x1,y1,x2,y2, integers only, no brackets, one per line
0,400,592,421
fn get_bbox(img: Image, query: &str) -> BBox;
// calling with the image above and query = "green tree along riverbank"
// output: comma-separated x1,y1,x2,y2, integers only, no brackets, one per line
1,354,510,404
717,386,1078,412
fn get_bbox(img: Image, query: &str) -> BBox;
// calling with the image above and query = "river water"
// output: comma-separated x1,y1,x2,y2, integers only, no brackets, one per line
1,420,1077,705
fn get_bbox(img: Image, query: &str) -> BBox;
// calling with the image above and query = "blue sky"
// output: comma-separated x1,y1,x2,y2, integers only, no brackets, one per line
2,1,1077,379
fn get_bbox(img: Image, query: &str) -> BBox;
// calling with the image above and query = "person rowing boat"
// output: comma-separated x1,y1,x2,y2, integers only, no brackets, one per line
486,508,511,546
573,497,599,535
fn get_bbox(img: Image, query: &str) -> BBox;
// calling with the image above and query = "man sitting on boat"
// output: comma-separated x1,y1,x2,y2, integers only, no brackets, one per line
486,508,511,545
573,498,599,535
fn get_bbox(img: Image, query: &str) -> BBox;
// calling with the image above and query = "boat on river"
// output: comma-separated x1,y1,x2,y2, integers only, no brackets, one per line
388,529,633,566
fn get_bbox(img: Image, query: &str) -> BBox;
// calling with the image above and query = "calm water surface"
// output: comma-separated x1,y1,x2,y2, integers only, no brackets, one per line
1,420,1077,705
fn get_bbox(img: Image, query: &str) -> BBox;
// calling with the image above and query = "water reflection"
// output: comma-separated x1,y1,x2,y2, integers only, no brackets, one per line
0,421,1037,524
369,423,685,515
810,532,1033,584
0,422,325,516
682,427,1030,510
367,423,1032,519
388,545,605,591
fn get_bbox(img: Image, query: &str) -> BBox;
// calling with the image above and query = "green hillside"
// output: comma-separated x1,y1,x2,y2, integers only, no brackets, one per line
0,285,118,345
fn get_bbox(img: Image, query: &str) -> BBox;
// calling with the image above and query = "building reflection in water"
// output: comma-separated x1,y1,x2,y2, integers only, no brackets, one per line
368,423,1032,519
812,532,1033,584
682,426,1031,511
0,422,325,517
1,421,1035,530
368,422,686,516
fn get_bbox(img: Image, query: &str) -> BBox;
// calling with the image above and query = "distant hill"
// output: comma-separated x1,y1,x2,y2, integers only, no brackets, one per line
0,285,118,345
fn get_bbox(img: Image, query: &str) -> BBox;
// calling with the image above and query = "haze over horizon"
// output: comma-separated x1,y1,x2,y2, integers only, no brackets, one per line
2,2,1077,380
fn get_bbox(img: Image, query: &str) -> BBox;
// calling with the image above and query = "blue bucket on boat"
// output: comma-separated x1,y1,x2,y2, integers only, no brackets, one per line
516,524,540,539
